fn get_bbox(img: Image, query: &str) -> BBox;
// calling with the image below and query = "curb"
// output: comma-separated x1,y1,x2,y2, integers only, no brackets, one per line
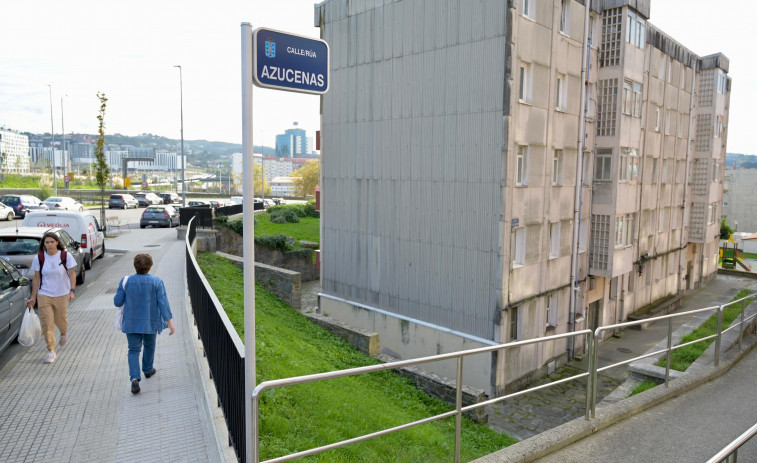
470,331,757,463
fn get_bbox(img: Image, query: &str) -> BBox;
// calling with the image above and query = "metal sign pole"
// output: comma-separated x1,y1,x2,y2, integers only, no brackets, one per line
241,21,255,463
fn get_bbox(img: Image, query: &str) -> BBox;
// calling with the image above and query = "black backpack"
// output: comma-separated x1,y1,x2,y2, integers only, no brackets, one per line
37,250,68,290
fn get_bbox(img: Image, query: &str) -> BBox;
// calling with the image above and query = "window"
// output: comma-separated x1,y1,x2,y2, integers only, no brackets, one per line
716,115,724,138
712,161,720,182
597,79,619,136
522,0,534,19
510,306,521,341
553,149,563,185
600,8,622,67
615,213,634,247
627,271,635,293
516,145,528,186
519,63,532,103
546,293,558,327
550,222,560,258
665,109,672,135
717,70,727,94
556,74,568,111
619,148,638,182
626,10,645,49
655,107,661,132
622,80,642,117
513,227,526,266
560,0,570,34
651,157,659,184
609,276,618,300
594,149,612,181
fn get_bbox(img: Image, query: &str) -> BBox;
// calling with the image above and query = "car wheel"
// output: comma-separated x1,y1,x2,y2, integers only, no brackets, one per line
6,211,13,221
97,244,105,259
84,251,93,270
140,224,146,229
79,206,84,211
76,265,86,285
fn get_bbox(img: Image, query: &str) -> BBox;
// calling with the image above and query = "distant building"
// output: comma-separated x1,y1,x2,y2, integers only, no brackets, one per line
270,176,296,197
276,123,313,157
70,143,95,165
723,169,757,233
0,128,31,173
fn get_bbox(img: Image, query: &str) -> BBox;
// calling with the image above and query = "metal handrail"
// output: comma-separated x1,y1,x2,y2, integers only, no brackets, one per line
706,422,757,463
252,329,594,463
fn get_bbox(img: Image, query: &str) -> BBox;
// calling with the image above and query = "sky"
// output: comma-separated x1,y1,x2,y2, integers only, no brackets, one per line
0,0,754,154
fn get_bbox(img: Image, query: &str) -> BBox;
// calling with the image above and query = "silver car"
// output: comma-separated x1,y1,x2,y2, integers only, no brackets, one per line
43,196,84,211
0,227,86,283
0,258,31,356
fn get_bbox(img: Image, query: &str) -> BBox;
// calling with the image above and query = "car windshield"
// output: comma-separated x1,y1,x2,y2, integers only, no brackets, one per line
145,207,165,213
0,196,19,205
0,237,40,255
46,198,62,202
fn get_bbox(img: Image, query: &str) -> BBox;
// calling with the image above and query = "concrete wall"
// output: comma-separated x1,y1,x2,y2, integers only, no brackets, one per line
217,251,302,309
320,296,496,396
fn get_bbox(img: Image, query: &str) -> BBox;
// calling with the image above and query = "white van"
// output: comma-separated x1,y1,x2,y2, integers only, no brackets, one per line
22,210,106,270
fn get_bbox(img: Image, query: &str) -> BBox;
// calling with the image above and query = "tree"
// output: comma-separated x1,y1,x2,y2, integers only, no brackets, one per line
93,92,110,225
253,163,271,196
720,217,735,239
290,158,320,197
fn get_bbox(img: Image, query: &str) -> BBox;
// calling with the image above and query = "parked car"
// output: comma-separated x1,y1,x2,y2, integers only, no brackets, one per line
187,200,212,208
158,192,181,204
229,196,243,205
22,211,105,270
0,195,49,218
0,258,31,356
134,192,162,207
262,198,275,208
108,194,139,209
208,200,223,210
0,202,16,221
0,227,86,283
140,205,179,228
43,196,84,211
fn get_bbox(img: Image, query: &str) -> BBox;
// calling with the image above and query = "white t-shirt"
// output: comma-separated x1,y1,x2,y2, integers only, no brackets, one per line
31,250,78,297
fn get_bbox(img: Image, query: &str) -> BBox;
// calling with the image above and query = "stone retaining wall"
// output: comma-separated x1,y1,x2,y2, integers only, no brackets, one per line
216,251,302,309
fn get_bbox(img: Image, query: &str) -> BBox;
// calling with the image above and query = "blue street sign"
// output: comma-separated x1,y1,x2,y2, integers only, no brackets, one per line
252,27,329,95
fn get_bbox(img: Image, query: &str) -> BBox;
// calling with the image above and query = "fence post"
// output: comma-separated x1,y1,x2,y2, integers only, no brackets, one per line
584,332,593,420
454,356,463,463
715,305,724,367
665,318,673,387
591,330,599,418
739,299,745,352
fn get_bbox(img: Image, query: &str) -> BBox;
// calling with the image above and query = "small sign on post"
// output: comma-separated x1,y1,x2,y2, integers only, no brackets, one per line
64,175,71,189
141,181,148,189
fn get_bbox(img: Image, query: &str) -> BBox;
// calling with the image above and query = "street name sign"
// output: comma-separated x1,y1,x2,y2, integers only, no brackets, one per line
252,27,329,95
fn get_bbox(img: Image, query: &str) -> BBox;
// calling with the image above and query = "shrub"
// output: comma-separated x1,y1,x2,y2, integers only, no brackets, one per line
271,215,287,224
270,209,300,223
255,233,295,252
267,204,306,218
303,203,319,218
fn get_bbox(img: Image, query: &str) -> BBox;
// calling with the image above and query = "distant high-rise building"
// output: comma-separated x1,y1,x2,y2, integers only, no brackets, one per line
0,128,31,173
276,122,310,157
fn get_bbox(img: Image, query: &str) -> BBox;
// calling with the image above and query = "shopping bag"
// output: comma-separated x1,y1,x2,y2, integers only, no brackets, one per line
114,275,129,331
18,307,42,347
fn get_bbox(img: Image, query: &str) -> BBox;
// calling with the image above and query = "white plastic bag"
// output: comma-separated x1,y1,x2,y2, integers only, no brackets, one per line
18,308,42,347
114,275,129,331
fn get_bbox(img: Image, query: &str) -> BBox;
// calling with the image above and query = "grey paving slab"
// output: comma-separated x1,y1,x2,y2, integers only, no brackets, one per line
0,228,222,463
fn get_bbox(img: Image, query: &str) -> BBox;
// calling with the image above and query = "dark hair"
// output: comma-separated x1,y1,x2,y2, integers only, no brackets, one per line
39,232,64,253
134,254,153,274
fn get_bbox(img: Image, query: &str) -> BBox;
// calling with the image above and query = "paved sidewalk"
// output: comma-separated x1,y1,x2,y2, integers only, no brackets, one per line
0,228,221,463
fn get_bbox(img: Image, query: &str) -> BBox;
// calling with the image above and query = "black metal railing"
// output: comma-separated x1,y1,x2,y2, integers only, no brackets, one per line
216,204,243,216
185,217,245,462
180,206,214,227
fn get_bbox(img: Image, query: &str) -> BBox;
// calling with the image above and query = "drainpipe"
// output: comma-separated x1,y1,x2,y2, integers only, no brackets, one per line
569,0,591,360
678,66,697,294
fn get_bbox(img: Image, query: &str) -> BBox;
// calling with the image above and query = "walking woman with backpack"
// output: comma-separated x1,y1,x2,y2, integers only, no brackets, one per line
26,231,77,364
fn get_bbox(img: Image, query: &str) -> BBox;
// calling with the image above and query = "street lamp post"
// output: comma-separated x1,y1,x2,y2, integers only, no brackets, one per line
174,65,186,207
48,85,57,194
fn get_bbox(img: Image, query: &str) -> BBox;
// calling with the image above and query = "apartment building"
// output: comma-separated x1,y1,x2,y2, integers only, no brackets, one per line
723,169,757,234
315,0,729,396
0,128,31,173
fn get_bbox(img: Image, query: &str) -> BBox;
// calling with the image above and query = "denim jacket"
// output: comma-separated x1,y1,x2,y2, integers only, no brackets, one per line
114,273,172,334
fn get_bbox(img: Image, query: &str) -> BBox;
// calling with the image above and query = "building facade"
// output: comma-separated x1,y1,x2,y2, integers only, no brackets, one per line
723,169,757,234
0,128,31,173
316,0,730,396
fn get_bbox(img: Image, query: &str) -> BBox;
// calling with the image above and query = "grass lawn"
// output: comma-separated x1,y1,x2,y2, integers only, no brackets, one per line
629,378,658,397
656,288,753,371
254,212,320,247
197,253,515,462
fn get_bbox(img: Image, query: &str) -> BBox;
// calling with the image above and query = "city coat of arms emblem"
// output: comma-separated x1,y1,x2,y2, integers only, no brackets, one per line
265,39,276,58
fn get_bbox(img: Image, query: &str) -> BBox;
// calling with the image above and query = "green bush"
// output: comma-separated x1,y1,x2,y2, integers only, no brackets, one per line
255,233,295,252
267,204,306,218
270,215,287,224
269,209,300,223
303,203,319,218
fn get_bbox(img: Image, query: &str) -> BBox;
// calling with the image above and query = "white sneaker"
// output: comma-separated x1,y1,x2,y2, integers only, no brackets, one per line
44,352,56,364
59,335,67,346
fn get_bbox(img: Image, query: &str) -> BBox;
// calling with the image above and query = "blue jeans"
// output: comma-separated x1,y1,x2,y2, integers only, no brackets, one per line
126,333,157,381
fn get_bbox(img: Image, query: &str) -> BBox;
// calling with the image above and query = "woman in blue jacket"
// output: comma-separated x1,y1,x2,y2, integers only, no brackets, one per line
114,253,175,394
